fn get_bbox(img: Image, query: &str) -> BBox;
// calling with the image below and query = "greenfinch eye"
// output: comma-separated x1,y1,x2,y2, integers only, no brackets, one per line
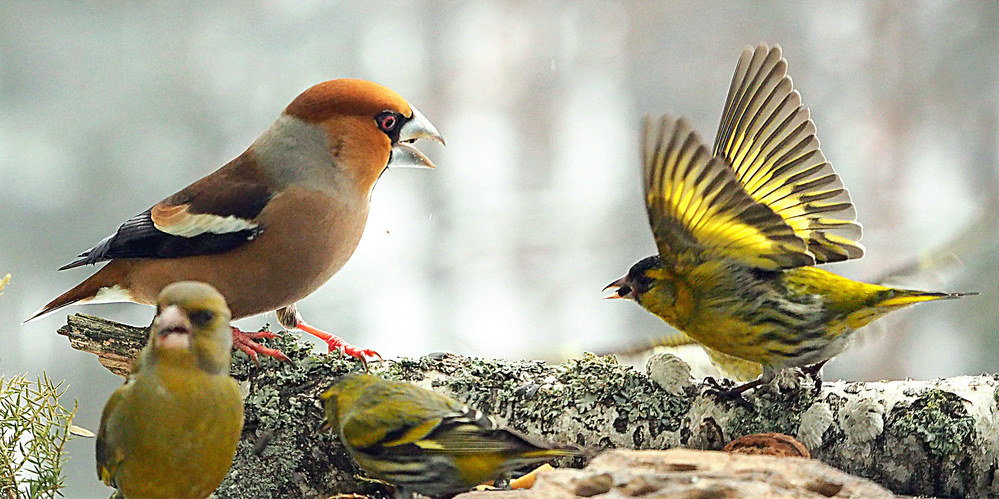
189,309,215,327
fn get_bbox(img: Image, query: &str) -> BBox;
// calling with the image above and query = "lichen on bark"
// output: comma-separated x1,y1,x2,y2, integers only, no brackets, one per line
58,314,999,498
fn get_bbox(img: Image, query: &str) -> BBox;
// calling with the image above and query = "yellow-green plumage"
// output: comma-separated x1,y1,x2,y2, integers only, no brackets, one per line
643,333,764,382
607,43,973,385
703,347,763,382
322,373,579,498
96,282,244,499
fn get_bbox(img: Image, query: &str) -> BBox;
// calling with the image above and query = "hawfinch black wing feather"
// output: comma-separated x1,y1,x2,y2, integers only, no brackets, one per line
60,181,272,270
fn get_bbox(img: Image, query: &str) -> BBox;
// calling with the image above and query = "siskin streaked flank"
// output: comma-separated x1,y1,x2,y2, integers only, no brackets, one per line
663,333,764,382
604,332,763,382
321,373,580,499
605,43,975,394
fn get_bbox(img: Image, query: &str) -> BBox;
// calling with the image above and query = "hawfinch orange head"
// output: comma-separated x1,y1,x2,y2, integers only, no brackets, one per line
278,79,443,190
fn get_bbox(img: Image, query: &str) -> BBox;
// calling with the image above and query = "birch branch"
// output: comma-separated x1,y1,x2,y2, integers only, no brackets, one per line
58,314,999,498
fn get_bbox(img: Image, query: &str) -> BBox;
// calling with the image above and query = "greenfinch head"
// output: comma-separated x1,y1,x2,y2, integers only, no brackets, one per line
151,281,233,373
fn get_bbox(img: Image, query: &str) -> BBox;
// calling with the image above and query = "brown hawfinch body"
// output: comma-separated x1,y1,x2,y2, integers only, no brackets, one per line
28,79,444,362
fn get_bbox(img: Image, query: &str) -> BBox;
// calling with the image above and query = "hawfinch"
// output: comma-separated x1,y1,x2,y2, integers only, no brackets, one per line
97,281,243,498
28,79,444,363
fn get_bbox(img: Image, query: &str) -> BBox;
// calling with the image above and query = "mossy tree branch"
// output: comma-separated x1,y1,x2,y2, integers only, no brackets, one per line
58,314,999,498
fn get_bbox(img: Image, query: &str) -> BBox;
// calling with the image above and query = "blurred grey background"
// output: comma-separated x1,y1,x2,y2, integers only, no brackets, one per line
1,1,996,496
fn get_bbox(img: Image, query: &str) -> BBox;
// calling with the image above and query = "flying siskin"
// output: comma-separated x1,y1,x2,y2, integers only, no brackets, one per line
605,43,974,394
321,373,580,498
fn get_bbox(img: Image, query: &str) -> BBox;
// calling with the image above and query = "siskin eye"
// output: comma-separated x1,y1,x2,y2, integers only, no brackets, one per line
189,310,214,326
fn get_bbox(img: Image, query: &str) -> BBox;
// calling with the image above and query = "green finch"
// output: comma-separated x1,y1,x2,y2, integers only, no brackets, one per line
96,281,243,498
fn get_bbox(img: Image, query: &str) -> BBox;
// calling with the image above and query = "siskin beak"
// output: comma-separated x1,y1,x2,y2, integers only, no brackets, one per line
388,104,445,169
602,275,631,300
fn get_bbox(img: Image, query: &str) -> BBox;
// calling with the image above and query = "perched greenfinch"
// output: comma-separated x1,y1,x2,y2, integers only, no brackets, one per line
604,43,973,394
321,373,580,498
96,281,244,499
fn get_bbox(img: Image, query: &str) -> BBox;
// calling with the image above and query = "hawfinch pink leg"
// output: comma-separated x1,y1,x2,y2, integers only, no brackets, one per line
231,327,292,364
275,304,381,367
297,321,382,365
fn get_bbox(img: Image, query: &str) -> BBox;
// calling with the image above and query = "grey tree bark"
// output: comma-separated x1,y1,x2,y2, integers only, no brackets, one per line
59,314,999,498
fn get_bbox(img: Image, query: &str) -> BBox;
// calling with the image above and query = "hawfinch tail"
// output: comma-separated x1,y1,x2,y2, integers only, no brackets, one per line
27,78,444,364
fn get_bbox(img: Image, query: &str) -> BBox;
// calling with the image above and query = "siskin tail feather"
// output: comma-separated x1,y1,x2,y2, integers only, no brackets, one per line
877,289,977,309
847,288,977,330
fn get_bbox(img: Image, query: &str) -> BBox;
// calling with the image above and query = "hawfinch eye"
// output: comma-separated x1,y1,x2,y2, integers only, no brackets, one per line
375,112,401,133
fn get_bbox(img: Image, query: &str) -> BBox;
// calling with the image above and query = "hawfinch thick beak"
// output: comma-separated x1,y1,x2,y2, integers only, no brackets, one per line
389,105,445,169
602,275,631,300
154,305,192,349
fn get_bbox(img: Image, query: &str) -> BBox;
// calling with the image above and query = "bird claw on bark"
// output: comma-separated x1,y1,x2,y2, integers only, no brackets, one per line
702,376,757,409
327,341,382,373
295,321,381,371
800,360,829,395
231,327,293,365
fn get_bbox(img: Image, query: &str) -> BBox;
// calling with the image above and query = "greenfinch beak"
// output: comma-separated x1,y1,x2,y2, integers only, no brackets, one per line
154,304,193,350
